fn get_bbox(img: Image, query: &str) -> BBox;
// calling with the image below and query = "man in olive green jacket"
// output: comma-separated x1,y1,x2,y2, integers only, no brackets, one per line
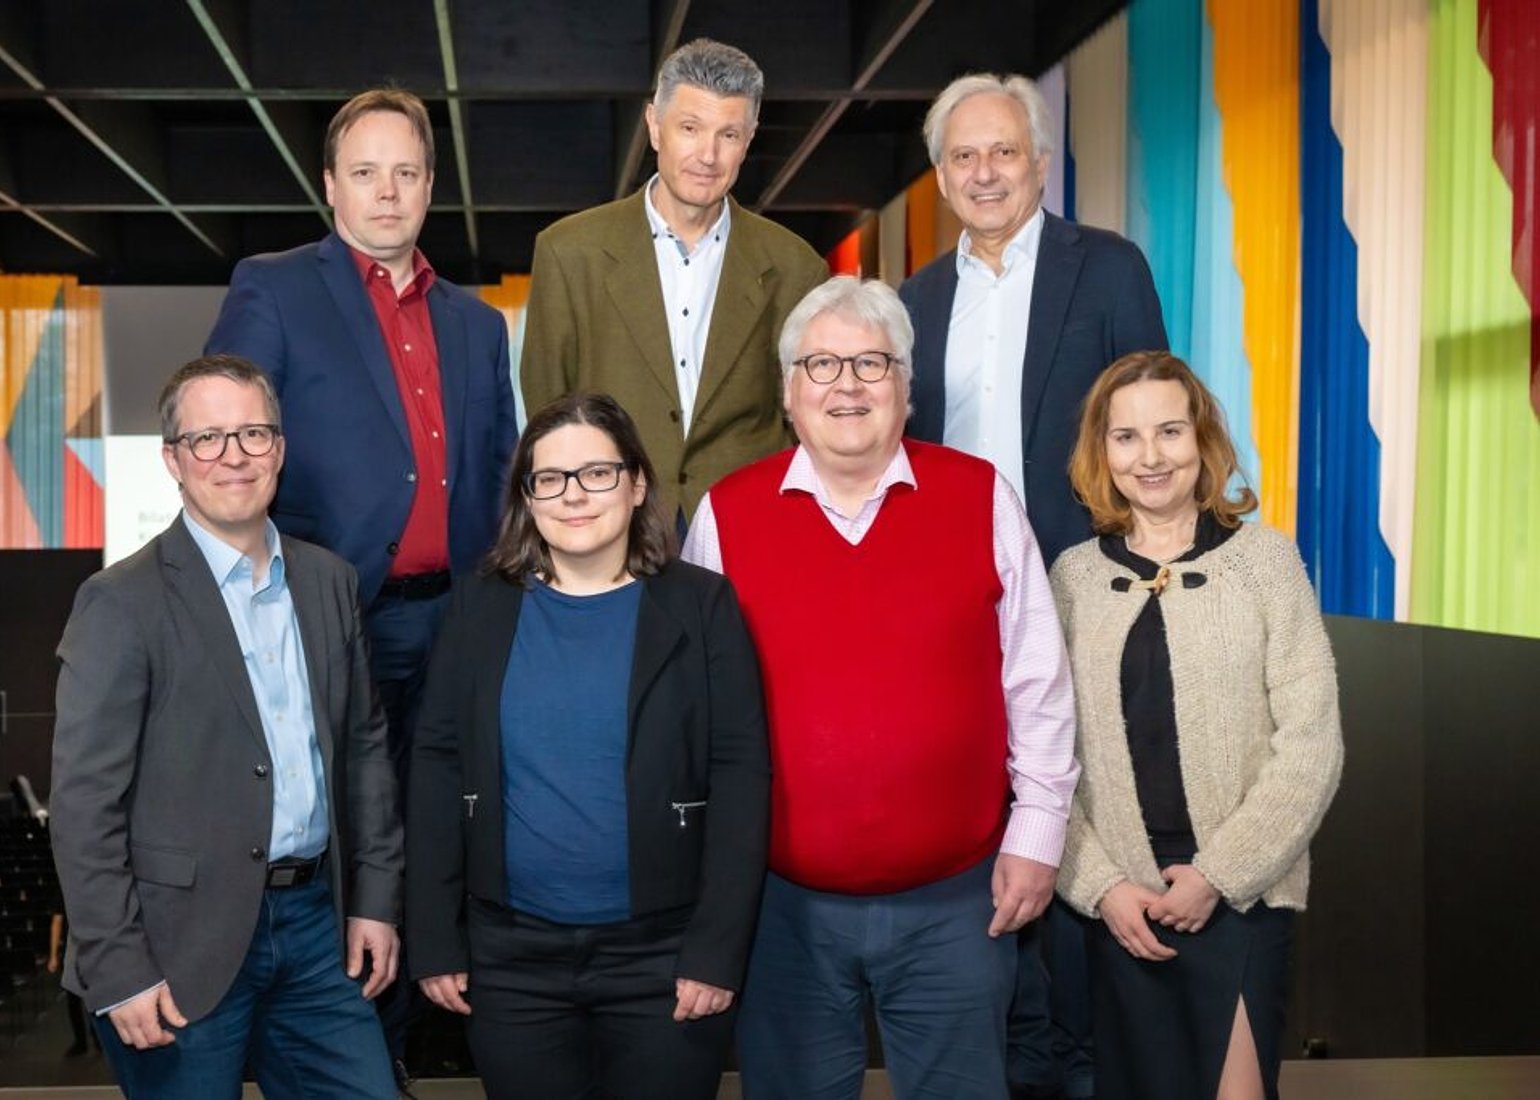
520,39,826,523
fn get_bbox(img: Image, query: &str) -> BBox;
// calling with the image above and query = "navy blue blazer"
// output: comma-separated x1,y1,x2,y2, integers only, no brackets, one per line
206,233,517,601
900,212,1168,566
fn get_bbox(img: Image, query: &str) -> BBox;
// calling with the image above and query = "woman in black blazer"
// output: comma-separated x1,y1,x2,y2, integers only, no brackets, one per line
406,392,770,1100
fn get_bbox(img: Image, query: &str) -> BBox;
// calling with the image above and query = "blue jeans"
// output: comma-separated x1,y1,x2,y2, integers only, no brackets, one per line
737,856,1015,1100
96,876,395,1100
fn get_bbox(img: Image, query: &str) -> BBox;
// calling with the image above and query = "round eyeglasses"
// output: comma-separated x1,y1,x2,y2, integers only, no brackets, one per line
171,424,281,461
523,461,630,500
793,352,899,385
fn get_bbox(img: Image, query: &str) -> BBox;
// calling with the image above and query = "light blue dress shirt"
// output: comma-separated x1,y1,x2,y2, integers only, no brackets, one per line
182,512,329,860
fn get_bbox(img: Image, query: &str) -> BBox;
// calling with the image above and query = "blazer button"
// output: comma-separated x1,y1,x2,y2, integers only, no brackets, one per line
254,764,269,779
387,541,400,556
678,471,688,485
250,846,266,861
669,409,680,423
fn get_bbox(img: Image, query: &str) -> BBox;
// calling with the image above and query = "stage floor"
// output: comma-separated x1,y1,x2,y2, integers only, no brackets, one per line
0,1060,1537,1100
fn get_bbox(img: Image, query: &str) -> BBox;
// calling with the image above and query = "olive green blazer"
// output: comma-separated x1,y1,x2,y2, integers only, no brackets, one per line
519,190,827,520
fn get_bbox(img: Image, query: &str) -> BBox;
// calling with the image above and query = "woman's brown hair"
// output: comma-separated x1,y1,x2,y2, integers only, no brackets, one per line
484,392,674,583
1068,350,1257,535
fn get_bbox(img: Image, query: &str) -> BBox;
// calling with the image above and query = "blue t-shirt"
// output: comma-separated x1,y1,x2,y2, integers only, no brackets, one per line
500,578,641,923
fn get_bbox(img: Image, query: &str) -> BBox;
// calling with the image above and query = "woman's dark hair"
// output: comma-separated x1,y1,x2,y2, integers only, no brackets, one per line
485,392,674,583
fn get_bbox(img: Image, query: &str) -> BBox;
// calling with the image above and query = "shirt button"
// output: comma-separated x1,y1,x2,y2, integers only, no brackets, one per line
406,472,418,483
404,343,413,352
441,478,448,486
431,431,439,438
416,387,425,396
682,308,689,316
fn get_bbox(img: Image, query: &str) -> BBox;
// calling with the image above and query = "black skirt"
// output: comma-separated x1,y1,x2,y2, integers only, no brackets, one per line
1088,901,1294,1100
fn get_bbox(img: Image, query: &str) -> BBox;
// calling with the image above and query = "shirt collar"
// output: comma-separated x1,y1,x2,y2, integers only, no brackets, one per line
779,442,917,507
956,206,1045,276
643,174,732,255
181,511,284,592
348,243,436,297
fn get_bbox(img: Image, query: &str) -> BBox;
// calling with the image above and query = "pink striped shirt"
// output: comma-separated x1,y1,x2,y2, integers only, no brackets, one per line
683,443,1080,866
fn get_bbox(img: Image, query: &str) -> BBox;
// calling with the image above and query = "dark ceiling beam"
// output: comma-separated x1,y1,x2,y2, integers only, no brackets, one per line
0,39,225,257
434,0,478,261
185,0,329,231
752,0,931,212
0,147,99,258
613,0,691,200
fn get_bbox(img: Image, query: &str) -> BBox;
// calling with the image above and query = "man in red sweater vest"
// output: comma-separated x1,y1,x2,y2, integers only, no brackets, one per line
683,276,1078,1098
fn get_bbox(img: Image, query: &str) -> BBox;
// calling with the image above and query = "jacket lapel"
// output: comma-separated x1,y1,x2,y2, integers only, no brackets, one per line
627,579,684,762
159,520,269,758
1021,213,1085,451
695,198,771,423
316,233,411,449
282,539,335,777
474,579,523,798
911,256,959,442
604,192,679,403
428,284,469,495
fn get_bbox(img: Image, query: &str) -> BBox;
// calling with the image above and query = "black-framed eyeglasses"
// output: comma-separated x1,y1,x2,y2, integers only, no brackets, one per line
793,351,900,385
523,461,630,500
170,424,281,461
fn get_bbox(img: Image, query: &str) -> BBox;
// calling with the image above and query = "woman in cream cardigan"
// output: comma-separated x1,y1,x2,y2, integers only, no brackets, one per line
1051,351,1343,1100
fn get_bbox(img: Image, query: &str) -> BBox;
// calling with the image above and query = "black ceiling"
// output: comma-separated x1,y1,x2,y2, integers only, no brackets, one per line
0,0,1124,285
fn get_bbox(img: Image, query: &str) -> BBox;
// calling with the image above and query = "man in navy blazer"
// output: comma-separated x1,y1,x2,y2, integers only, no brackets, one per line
900,74,1167,568
205,88,516,1087
899,74,1167,1100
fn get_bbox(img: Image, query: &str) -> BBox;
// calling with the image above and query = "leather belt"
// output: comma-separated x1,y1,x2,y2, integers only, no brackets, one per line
266,853,325,889
378,570,452,601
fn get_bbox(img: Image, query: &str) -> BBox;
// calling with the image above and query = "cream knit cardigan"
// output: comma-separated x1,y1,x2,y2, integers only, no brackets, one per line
1049,521,1344,918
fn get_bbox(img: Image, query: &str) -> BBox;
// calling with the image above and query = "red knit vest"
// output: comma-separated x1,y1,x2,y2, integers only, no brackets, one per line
712,441,1009,893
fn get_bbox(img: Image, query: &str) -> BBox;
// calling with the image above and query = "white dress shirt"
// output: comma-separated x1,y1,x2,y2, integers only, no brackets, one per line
943,208,1046,502
644,175,731,436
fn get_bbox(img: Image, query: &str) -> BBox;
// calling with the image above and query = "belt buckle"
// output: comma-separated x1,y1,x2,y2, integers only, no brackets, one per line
269,864,300,888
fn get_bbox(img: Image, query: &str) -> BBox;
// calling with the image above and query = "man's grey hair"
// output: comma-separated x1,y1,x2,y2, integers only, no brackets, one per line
158,354,281,441
778,276,915,387
923,73,1055,166
653,38,764,123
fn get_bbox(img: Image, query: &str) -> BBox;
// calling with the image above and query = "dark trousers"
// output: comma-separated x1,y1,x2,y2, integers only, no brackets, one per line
736,856,1015,1100
365,589,450,1063
1008,898,1096,1098
463,898,732,1100
95,876,394,1100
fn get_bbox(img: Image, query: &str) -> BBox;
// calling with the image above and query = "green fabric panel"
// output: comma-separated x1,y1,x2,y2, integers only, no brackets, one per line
1412,0,1540,637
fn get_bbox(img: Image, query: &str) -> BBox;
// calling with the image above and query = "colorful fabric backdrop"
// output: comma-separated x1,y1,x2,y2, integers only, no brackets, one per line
0,276,103,549
1044,0,1538,636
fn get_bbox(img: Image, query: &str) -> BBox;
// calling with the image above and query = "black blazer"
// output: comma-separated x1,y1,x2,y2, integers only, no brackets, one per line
900,212,1169,565
405,560,770,991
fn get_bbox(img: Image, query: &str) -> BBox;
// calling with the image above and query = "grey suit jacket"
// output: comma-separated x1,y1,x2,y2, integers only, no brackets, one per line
520,190,828,520
50,518,403,1020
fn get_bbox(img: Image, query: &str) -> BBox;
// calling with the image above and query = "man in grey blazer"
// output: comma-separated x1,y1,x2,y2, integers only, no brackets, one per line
50,354,403,1099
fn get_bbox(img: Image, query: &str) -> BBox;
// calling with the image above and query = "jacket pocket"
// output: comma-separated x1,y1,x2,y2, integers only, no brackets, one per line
129,843,196,888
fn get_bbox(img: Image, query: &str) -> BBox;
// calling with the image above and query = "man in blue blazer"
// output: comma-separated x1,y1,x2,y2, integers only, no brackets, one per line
205,88,516,1087
899,74,1168,1100
900,74,1168,568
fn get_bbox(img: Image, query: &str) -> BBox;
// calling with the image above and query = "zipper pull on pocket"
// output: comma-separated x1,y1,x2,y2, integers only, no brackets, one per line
670,800,706,828
463,793,478,819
